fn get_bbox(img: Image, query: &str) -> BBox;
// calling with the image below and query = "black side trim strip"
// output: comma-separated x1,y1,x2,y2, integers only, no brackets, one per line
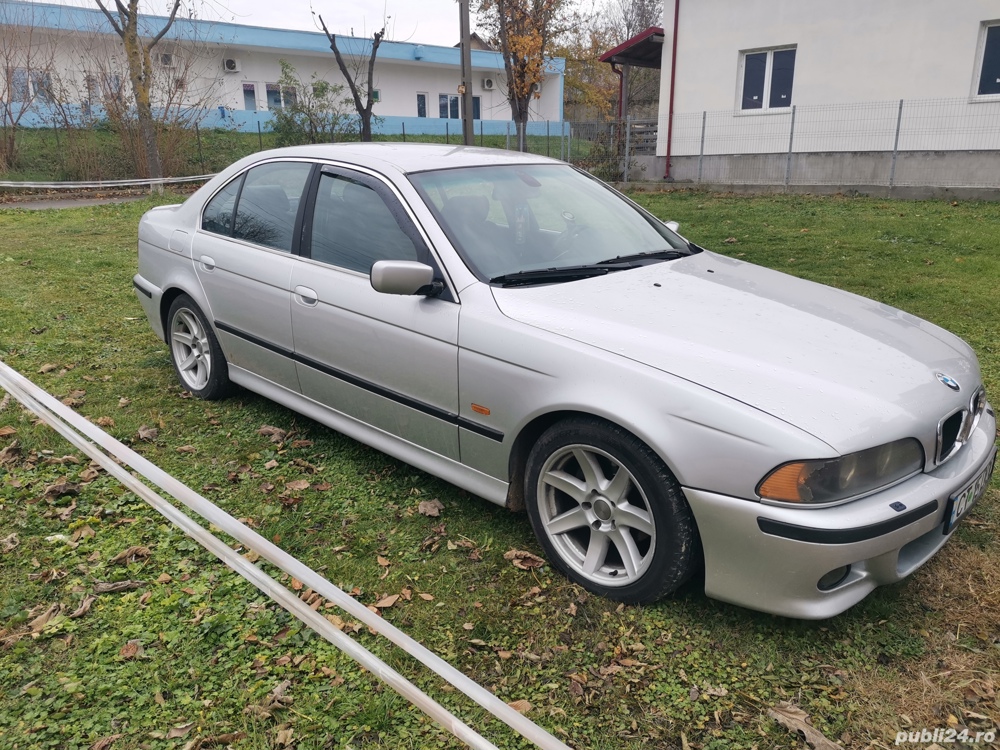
133,280,153,299
215,320,294,358
757,500,938,545
214,320,505,443
458,417,505,442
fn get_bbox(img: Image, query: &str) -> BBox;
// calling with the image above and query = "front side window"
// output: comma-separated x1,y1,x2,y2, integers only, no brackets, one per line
740,47,795,110
201,162,312,253
417,92,427,117
308,171,421,274
977,23,1000,96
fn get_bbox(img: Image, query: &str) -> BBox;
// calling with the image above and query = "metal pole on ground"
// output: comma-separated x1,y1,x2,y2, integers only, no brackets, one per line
889,99,904,190
257,120,263,151
697,111,706,184
195,123,206,174
785,105,797,189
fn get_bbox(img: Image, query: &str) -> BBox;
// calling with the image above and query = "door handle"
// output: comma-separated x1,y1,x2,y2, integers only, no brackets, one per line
294,285,318,306
199,255,216,271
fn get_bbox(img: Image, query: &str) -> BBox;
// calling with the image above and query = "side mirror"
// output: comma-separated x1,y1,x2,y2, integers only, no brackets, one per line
370,260,440,296
665,220,680,233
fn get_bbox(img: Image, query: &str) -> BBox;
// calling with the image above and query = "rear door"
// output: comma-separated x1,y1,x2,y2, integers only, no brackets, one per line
193,160,314,390
289,166,461,460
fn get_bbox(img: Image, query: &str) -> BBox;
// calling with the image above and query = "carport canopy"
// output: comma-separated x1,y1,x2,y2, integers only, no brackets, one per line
599,26,664,119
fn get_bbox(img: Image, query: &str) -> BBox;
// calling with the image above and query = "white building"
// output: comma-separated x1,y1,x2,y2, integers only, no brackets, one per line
1,0,565,134
652,0,1000,189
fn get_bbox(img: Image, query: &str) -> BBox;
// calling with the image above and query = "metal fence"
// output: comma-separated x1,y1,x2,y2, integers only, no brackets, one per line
670,96,1000,190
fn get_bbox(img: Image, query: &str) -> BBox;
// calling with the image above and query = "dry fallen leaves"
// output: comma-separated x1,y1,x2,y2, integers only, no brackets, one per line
0,426,15,437
417,498,445,517
257,425,287,443
119,639,144,660
285,479,310,492
89,734,123,750
768,702,844,750
136,425,158,442
503,549,546,570
0,533,18,554
93,580,145,594
507,699,532,714
110,546,152,565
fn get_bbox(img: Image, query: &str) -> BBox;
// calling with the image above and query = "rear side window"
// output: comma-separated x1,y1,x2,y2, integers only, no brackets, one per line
201,161,313,253
202,178,240,235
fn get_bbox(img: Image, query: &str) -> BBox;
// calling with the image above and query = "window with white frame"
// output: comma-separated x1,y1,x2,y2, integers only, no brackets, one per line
439,93,459,119
437,94,482,119
8,68,52,103
739,47,796,110
977,22,1000,96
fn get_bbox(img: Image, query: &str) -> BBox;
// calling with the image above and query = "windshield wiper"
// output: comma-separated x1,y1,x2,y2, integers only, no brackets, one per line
489,263,636,287
595,248,692,265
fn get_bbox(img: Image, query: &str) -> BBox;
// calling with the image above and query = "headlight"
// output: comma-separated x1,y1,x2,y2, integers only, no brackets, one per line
757,438,924,505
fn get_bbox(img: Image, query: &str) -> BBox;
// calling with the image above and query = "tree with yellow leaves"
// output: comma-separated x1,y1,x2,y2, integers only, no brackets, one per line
478,0,573,151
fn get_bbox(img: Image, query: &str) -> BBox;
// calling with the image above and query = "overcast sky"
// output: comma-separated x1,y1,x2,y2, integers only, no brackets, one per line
45,0,473,47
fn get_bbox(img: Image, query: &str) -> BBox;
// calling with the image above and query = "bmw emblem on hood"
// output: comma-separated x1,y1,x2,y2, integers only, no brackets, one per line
936,372,961,392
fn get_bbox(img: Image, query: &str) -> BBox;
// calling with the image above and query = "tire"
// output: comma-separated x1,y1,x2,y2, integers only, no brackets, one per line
166,294,232,401
524,418,699,604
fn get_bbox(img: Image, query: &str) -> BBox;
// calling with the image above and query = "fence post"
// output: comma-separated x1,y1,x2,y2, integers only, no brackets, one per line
446,121,450,145
546,121,550,157
257,121,263,152
568,123,572,163
480,119,483,146
560,121,566,161
195,123,206,173
889,99,904,189
402,121,406,142
624,116,632,183
697,111,706,184
784,105,796,189
506,121,510,151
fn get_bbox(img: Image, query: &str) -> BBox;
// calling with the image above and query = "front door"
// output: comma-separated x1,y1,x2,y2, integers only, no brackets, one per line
290,167,460,460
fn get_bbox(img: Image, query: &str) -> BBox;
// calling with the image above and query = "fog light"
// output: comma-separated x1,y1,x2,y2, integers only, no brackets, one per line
817,565,851,591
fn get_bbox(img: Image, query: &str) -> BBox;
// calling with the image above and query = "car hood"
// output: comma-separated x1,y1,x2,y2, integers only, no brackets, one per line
490,251,979,452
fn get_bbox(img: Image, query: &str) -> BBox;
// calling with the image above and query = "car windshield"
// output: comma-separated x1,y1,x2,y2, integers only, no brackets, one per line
408,164,691,283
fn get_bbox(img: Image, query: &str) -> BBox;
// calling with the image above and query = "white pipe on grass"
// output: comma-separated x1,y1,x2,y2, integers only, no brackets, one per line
0,364,501,750
0,360,574,750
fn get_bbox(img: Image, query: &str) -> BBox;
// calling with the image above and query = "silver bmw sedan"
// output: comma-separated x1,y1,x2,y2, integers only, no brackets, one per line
133,143,997,619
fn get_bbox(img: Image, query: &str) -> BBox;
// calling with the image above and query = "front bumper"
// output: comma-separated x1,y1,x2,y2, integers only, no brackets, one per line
685,405,997,619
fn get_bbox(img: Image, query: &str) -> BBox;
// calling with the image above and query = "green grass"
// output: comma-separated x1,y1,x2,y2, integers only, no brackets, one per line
0,191,998,750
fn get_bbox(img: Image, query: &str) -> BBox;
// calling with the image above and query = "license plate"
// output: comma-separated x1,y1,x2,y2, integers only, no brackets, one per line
944,447,997,534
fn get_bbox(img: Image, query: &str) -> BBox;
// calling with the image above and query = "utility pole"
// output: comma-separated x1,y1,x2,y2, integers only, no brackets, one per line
459,0,475,145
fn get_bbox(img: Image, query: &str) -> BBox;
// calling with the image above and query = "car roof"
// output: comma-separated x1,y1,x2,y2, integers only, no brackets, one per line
253,142,562,176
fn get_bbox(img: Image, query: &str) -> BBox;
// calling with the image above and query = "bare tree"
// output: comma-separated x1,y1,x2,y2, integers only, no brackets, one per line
602,0,662,118
603,0,661,41
317,15,384,142
0,3,56,172
94,0,181,180
478,0,573,152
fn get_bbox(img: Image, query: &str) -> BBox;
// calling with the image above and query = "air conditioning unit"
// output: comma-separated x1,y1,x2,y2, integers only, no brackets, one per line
158,52,176,68
222,57,241,73
481,77,495,91
531,81,543,94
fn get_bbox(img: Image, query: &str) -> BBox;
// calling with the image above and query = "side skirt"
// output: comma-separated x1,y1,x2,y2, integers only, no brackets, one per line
228,365,511,508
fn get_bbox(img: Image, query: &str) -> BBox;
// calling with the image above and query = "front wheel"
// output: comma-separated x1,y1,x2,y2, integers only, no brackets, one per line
524,418,699,604
166,295,232,400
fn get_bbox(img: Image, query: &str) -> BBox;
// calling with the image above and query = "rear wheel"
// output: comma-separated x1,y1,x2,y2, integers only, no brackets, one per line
525,418,699,603
167,295,232,400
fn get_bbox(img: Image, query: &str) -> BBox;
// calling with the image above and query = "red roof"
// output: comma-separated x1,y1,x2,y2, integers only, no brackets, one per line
599,26,665,69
